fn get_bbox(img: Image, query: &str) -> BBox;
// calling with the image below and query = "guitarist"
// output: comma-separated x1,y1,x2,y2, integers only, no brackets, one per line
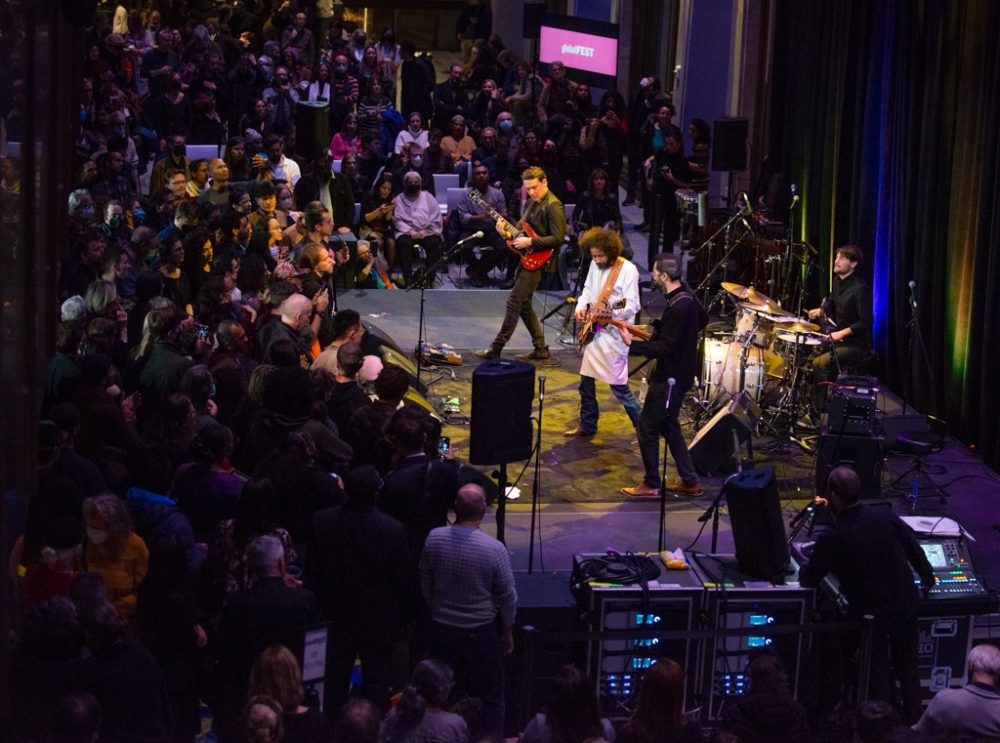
620,253,706,499
477,166,566,361
564,227,642,438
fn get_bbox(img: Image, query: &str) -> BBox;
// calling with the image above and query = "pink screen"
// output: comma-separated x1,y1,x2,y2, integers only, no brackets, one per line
539,26,618,78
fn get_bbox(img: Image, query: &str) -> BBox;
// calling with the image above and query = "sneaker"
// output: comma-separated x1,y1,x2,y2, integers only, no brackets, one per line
475,347,500,359
621,483,661,499
517,347,550,361
665,479,704,497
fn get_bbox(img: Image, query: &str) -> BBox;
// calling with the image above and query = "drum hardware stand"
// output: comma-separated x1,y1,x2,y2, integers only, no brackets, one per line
694,205,750,308
542,266,585,346
761,330,816,451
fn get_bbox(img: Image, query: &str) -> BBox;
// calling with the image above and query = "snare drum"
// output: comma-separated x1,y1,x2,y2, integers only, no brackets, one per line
703,338,767,400
734,306,773,347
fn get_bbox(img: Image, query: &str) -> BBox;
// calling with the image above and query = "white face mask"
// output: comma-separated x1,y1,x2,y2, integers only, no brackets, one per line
87,527,109,545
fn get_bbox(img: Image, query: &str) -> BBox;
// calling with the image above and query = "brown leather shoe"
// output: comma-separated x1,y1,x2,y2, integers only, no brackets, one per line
665,479,704,497
517,347,551,361
475,347,500,359
564,427,596,438
621,483,661,499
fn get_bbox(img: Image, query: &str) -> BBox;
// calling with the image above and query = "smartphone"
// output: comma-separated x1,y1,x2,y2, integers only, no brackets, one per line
193,323,210,339
257,151,269,163
437,436,451,456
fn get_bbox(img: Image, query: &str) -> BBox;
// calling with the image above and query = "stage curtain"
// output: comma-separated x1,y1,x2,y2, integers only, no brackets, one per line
768,0,1000,467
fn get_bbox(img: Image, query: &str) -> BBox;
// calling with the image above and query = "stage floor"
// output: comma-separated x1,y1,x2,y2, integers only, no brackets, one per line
334,287,1000,600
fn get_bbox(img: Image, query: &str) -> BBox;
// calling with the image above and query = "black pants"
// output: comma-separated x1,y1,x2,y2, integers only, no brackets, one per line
648,191,680,267
396,234,443,284
490,265,545,352
462,230,507,280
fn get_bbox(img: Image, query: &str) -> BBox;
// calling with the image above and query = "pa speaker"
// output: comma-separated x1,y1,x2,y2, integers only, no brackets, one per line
295,100,329,162
726,466,789,579
689,391,758,475
712,117,749,172
814,432,884,500
470,360,534,465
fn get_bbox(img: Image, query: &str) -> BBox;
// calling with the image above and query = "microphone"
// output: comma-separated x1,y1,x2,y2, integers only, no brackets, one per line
908,279,917,309
665,377,676,412
454,230,485,247
538,374,546,402
790,183,800,206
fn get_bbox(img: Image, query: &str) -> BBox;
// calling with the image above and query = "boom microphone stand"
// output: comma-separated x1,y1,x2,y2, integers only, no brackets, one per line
657,377,677,552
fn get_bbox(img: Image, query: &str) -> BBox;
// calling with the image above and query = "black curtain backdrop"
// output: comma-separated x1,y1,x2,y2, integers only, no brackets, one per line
769,0,1000,468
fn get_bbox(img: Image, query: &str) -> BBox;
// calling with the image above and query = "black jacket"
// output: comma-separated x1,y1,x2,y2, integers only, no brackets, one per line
629,287,703,389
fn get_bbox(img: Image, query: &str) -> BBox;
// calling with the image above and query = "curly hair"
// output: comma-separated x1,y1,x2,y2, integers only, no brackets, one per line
579,226,622,262
83,494,134,544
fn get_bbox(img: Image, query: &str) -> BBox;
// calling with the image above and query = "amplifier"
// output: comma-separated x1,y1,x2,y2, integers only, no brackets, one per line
827,387,877,436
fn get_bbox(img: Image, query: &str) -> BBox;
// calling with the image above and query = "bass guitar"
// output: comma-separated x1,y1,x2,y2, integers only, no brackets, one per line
578,301,653,346
468,190,554,272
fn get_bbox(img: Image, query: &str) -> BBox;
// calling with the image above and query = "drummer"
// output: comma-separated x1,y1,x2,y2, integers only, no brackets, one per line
806,245,873,412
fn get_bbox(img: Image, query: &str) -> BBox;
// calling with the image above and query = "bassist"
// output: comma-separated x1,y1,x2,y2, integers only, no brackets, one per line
477,166,565,361
565,227,643,438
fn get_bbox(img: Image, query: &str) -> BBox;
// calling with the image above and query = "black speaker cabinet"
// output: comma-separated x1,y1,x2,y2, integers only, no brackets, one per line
689,391,758,475
712,117,749,172
360,321,427,396
814,432,884,500
470,360,534,465
295,100,330,161
725,466,789,579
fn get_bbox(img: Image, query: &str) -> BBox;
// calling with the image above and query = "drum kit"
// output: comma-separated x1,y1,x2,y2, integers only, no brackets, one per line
695,281,830,434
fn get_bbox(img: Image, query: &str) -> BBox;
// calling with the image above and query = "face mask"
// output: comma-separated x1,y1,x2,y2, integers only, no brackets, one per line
171,144,186,157
411,155,423,167
334,65,347,77
113,125,126,137
498,119,513,132
87,527,109,545
132,208,146,223
405,184,420,195
80,205,96,220
108,214,123,228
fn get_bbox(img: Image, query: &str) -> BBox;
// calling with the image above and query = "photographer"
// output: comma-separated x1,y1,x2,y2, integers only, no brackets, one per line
645,126,691,266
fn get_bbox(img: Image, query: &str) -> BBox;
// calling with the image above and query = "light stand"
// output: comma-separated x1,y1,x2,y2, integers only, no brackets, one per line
904,281,933,416
527,375,546,573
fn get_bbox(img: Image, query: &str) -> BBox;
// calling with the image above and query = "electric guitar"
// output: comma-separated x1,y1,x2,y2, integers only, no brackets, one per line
468,190,554,272
577,300,653,346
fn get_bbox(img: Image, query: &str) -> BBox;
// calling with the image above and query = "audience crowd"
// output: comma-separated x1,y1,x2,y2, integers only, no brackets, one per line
2,1,987,742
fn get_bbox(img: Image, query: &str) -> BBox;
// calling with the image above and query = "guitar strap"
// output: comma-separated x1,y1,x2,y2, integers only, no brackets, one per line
596,257,624,309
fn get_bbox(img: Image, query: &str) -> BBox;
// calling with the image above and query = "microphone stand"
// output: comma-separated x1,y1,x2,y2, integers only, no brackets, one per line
905,283,933,416
782,192,799,308
407,236,473,387
695,207,752,308
527,374,546,574
657,377,676,551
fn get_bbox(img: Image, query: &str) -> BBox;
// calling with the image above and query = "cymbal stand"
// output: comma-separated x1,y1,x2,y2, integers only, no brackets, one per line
694,207,750,308
762,332,813,447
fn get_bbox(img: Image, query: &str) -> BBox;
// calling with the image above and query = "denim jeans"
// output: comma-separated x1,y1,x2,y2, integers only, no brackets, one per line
578,375,642,434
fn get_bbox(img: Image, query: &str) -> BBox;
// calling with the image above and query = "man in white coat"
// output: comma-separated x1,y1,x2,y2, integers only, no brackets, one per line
564,227,643,437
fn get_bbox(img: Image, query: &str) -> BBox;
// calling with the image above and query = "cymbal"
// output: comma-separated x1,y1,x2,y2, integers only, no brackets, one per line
723,282,779,307
776,320,822,334
738,299,791,319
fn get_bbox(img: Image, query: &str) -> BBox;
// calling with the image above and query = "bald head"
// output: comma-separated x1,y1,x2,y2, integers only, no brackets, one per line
455,484,486,523
280,293,313,330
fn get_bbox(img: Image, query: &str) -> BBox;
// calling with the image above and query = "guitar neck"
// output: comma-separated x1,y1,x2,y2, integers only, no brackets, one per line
471,192,514,231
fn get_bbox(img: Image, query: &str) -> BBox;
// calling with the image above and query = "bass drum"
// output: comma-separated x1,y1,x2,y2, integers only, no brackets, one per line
703,339,784,401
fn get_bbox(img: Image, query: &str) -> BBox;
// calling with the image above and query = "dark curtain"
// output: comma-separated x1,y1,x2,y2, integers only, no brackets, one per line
769,0,1000,468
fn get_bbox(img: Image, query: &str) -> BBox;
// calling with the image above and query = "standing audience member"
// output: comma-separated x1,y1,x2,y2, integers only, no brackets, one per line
719,654,810,742
81,494,149,620
420,484,517,734
629,659,702,743
248,645,332,743
913,643,1000,740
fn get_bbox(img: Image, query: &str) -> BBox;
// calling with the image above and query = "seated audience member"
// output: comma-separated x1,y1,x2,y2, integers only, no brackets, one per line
248,645,333,743
355,239,396,289
393,171,444,286
521,665,614,743
441,114,476,167
913,643,1000,740
719,653,810,742
309,465,407,712
628,658,701,743
335,699,382,743
395,111,430,154
457,162,510,287
381,659,468,743
855,700,909,743
359,174,398,275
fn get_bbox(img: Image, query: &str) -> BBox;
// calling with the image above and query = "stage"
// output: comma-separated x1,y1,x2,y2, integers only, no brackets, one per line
336,286,1000,608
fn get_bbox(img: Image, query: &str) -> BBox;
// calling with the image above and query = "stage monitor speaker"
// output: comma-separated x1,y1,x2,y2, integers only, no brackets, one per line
470,360,534,465
814,432,884,500
689,391,758,476
360,321,428,396
295,100,329,162
712,117,749,172
725,466,789,579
